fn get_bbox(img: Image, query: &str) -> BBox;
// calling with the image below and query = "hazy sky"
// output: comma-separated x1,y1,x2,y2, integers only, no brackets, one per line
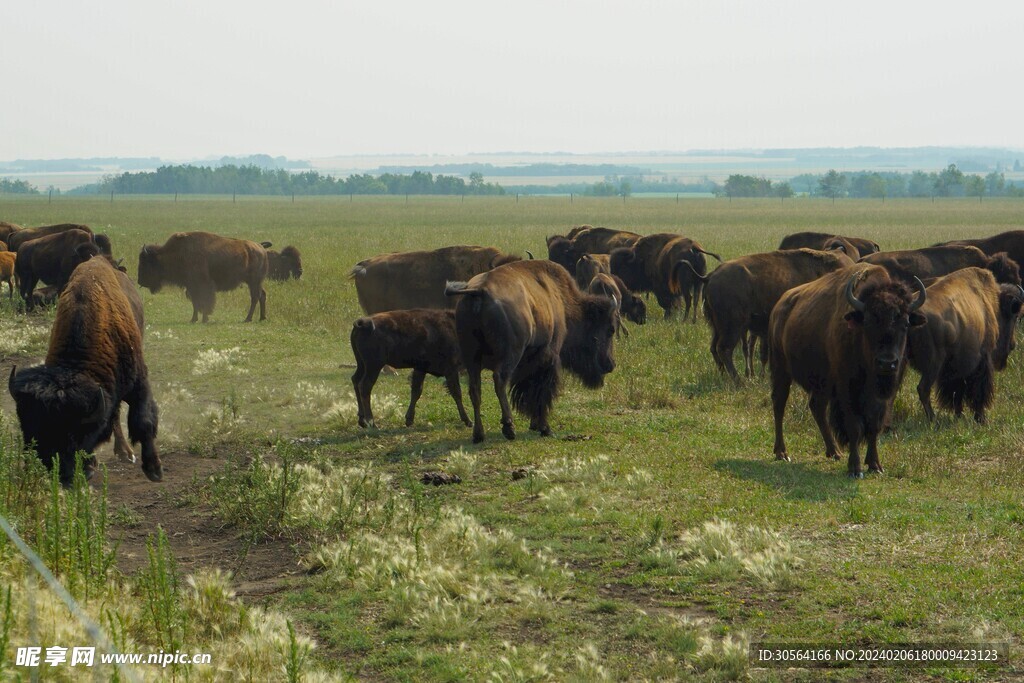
3,1,1022,160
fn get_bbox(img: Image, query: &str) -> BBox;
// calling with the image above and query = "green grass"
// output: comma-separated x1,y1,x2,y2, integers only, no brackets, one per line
2,194,1024,680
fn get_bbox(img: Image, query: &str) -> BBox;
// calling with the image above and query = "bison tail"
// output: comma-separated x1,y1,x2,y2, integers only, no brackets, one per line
260,241,273,249
353,317,375,332
937,356,994,415
348,262,368,279
444,281,480,297
694,246,723,263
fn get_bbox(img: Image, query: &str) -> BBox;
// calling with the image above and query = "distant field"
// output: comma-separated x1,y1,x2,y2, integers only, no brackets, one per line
1,195,1023,680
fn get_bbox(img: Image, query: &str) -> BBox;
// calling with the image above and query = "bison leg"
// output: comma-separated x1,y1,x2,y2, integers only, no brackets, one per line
466,362,485,443
715,329,743,384
742,333,754,378
844,414,865,478
865,436,883,474
406,370,426,427
968,355,994,424
112,405,136,463
770,364,792,461
356,364,382,428
20,276,38,311
126,382,162,482
5,277,12,300
493,370,516,441
692,281,704,324
808,393,841,460
445,371,473,427
758,335,769,376
259,287,267,321
916,374,936,421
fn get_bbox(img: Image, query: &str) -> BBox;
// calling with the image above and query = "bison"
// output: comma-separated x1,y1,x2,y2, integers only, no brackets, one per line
769,264,926,477
7,223,108,253
859,245,1020,286
612,233,721,321
350,309,471,429
9,256,161,485
575,253,611,290
351,245,523,314
445,259,618,443
587,272,647,332
934,230,1024,269
138,231,268,323
779,231,881,257
15,229,107,309
259,241,303,280
0,251,14,299
0,222,23,244
907,268,1024,423
694,248,855,381
547,227,641,273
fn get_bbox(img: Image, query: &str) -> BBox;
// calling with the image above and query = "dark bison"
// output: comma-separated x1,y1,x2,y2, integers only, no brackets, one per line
138,231,268,323
445,259,618,443
0,252,14,299
694,248,855,381
907,268,1024,423
0,222,23,244
779,231,881,257
259,241,303,280
612,233,721,321
935,230,1024,269
15,229,108,309
859,245,1020,286
574,253,611,289
586,272,647,334
769,264,926,477
351,309,471,429
547,227,641,272
9,257,161,485
7,223,108,253
351,245,522,314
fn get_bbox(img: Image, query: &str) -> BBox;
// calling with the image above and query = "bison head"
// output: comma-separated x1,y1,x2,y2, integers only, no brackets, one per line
9,366,111,486
137,245,164,292
280,246,303,279
985,252,1021,286
610,247,647,292
621,292,647,325
546,237,577,273
845,274,927,381
93,233,113,256
823,237,861,262
563,295,618,388
994,285,1024,370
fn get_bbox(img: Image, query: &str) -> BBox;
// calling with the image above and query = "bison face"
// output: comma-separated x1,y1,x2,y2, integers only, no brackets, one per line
9,366,112,486
564,296,618,388
844,276,926,379
546,238,577,273
994,285,1024,370
610,247,646,292
281,247,303,279
137,246,163,292
622,294,647,325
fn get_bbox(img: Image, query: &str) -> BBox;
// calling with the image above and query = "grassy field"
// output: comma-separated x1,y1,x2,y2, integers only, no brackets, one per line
1,195,1023,681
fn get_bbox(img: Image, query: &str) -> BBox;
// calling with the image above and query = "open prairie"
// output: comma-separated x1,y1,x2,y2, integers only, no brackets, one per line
1,195,1023,681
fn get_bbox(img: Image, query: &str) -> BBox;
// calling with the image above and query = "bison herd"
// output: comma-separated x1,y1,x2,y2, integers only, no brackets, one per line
2,215,1024,484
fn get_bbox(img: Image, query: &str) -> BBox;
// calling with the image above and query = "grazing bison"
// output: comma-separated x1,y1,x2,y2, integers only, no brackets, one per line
935,230,1024,270
695,248,855,381
0,252,14,299
9,257,161,485
547,227,641,273
445,260,618,443
350,309,471,429
16,229,106,309
612,233,721,320
779,231,881,256
769,264,926,477
138,231,268,323
351,245,522,314
575,253,611,289
29,285,60,309
7,223,107,253
259,241,303,280
859,245,1020,286
907,269,1024,423
588,272,647,326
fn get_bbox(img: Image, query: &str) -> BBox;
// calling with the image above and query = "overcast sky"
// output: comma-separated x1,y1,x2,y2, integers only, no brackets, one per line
3,1,1022,160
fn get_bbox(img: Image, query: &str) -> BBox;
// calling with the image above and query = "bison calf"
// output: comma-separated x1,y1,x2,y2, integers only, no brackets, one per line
908,269,1024,423
588,272,647,328
350,309,471,429
260,242,303,280
0,251,14,299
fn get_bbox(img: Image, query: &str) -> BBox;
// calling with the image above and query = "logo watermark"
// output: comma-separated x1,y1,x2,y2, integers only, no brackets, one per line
16,646,212,669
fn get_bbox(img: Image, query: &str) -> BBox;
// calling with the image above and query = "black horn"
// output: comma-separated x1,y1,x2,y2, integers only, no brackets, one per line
845,274,866,312
909,276,926,311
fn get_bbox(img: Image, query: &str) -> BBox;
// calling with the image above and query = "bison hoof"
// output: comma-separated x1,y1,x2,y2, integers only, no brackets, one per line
472,432,485,444
774,453,790,462
539,427,552,437
826,452,841,461
848,471,864,479
501,423,516,441
461,418,473,428
405,416,415,427
868,466,884,474
143,465,163,482
116,449,136,464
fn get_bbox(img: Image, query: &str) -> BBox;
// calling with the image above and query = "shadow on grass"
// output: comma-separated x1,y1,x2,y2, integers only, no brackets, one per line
714,458,859,502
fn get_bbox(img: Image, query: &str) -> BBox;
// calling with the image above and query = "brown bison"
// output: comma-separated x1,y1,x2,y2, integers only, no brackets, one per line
0,252,14,299
445,260,618,443
859,245,1020,286
935,230,1024,269
9,257,161,485
138,231,268,323
351,245,522,314
779,231,881,256
587,272,647,331
0,222,23,244
259,241,303,280
694,248,855,381
769,264,926,477
0,241,8,252
547,227,641,272
351,309,471,429
16,229,108,309
575,253,611,289
612,233,721,321
7,223,108,253
907,269,1024,423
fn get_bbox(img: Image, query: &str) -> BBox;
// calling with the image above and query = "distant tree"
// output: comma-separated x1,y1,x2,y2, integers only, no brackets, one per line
0,178,39,194
934,164,965,197
773,181,794,199
587,181,618,196
469,171,484,188
724,174,773,197
908,171,935,197
818,170,847,200
965,175,986,200
985,171,1006,197
850,172,886,199
619,179,632,197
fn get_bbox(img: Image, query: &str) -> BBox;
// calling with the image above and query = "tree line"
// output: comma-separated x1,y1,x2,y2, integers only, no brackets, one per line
0,178,40,194
64,165,505,196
